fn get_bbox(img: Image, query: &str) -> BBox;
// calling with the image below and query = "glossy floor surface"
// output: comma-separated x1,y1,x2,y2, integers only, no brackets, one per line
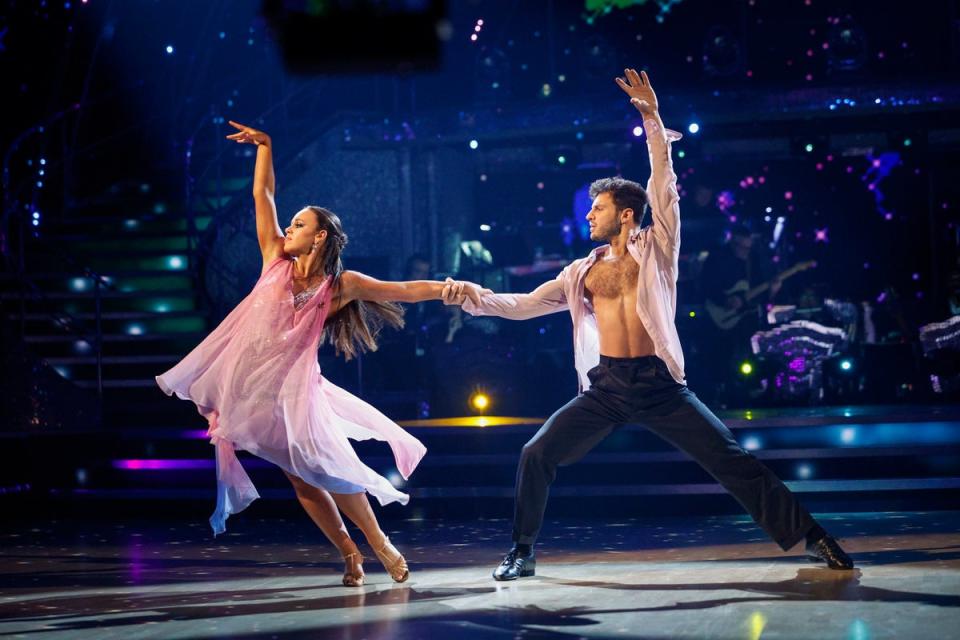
2,511,958,639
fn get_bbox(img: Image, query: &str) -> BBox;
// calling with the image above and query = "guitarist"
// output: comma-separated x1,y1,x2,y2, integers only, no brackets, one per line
700,224,782,403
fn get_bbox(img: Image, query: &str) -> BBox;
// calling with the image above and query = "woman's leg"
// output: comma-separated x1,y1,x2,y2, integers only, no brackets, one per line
329,491,386,548
331,491,409,582
284,471,359,557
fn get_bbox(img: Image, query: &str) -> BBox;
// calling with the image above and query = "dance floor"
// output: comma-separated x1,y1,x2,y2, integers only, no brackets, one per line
2,511,958,639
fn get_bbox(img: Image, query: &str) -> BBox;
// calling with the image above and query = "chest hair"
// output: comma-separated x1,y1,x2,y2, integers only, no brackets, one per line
585,256,639,300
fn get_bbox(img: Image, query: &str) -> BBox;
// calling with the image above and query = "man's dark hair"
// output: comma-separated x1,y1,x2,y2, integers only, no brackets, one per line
588,177,649,225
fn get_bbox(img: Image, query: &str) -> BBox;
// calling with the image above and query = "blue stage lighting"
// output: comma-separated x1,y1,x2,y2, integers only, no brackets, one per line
688,122,700,134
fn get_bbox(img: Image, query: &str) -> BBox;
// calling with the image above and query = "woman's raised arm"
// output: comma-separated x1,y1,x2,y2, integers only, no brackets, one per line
226,120,284,265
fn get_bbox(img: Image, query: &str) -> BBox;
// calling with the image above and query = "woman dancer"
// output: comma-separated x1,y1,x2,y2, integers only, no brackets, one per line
157,120,485,586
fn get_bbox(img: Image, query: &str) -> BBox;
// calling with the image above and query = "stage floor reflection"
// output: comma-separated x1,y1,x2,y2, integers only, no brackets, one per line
2,511,958,639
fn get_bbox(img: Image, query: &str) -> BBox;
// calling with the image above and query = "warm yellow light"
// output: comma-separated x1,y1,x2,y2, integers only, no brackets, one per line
470,392,490,411
748,611,767,640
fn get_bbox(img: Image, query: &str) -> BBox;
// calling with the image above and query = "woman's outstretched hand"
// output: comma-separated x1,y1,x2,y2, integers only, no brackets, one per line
226,120,271,146
442,278,493,306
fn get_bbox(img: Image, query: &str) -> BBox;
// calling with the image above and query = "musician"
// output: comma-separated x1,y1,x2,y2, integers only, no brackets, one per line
700,224,782,403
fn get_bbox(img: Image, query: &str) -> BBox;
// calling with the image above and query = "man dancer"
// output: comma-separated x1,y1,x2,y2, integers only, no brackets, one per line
443,68,853,580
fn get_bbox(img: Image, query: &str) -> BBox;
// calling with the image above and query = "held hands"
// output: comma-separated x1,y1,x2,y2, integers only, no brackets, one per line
615,68,658,117
441,277,492,307
226,120,271,147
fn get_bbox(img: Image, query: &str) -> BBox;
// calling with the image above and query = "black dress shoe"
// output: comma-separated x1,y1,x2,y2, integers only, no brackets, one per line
493,549,536,581
806,535,854,570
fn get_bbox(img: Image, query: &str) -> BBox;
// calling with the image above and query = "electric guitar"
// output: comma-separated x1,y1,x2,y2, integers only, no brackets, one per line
705,260,817,330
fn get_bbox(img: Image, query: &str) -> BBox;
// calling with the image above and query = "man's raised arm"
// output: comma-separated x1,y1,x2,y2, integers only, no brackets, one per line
616,68,683,272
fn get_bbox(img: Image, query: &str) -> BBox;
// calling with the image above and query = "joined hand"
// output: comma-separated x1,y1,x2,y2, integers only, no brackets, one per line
441,278,492,306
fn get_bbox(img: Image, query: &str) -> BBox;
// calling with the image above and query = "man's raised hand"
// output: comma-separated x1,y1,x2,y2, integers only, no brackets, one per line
615,68,658,116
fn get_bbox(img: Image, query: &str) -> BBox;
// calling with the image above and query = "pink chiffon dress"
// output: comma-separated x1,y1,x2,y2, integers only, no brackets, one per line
156,256,427,534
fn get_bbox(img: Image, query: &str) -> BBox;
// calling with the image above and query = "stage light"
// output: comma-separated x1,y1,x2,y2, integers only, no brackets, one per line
840,427,856,444
839,358,854,372
167,256,185,269
688,122,700,134
677,150,685,158
805,143,814,152
688,310,696,318
69,277,90,292
632,126,643,137
557,155,566,164
796,463,813,479
739,361,754,376
748,612,767,640
165,45,174,54
743,436,762,450
386,471,405,488
903,138,912,147
470,392,490,411
126,323,145,336
479,224,491,231
469,139,479,150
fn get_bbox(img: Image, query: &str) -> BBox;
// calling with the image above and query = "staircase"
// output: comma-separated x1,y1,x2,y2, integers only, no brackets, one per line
0,173,244,430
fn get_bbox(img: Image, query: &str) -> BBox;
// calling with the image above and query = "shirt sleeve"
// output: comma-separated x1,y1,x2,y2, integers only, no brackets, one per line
643,117,683,276
462,268,569,320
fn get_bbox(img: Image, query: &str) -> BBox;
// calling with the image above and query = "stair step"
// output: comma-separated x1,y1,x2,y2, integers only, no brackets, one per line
75,379,165,389
0,270,196,281
45,354,181,365
9,311,204,321
2,289,197,300
67,249,191,259
25,331,205,343
70,239,192,252
54,231,198,241
45,216,212,234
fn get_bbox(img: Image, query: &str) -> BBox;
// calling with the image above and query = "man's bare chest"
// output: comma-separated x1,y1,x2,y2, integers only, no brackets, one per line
584,257,639,300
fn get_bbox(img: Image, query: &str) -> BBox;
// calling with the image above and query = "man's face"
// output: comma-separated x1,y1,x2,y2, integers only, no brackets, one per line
586,192,628,241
